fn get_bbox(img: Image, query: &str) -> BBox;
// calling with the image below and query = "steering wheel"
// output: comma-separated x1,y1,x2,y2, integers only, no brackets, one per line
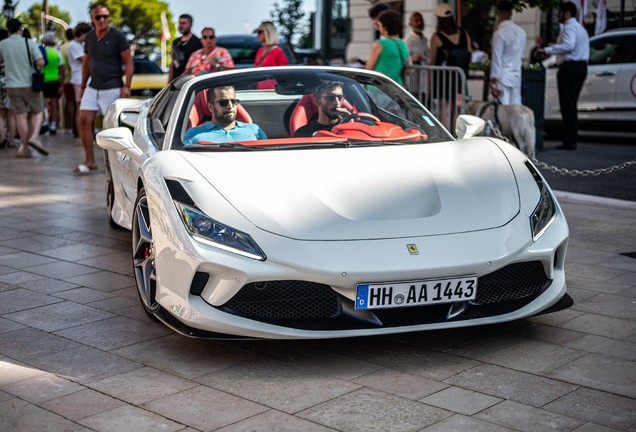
338,112,381,126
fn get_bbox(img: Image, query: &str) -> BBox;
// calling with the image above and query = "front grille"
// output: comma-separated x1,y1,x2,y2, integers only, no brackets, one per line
472,261,548,305
221,280,341,320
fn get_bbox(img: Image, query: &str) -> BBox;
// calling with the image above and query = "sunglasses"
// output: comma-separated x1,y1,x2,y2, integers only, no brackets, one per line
321,94,344,103
256,29,264,34
94,14,110,21
201,35,216,40
215,99,240,107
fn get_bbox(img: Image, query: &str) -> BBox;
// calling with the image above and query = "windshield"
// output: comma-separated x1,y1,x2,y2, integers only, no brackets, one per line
171,68,452,151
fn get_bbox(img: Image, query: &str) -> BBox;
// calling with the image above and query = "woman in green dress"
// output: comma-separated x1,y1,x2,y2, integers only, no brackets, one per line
365,10,412,85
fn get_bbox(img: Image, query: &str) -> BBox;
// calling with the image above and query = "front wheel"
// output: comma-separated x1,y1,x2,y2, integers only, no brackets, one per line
132,187,160,318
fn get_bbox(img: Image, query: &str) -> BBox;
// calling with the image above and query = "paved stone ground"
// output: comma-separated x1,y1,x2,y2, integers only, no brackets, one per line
0,134,635,432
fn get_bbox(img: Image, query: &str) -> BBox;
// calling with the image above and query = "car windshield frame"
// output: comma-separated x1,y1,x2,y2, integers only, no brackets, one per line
168,67,453,152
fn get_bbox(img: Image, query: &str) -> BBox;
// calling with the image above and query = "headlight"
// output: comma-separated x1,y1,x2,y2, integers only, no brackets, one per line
174,201,266,261
526,162,556,241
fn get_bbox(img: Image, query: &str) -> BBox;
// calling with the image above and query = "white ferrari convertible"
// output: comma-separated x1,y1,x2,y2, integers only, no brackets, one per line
97,66,571,339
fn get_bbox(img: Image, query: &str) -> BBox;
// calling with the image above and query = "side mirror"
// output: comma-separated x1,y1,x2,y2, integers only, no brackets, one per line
455,115,486,139
96,127,146,164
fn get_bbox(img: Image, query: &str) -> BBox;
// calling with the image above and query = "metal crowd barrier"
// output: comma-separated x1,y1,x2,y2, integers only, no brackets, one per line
403,65,467,132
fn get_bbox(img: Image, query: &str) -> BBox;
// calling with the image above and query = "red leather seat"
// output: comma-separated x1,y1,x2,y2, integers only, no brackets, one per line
288,94,356,137
187,90,252,130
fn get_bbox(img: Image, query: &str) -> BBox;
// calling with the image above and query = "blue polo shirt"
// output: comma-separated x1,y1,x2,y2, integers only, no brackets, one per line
183,121,267,144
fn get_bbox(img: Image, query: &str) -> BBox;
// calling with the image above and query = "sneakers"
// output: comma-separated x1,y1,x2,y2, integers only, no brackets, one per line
15,147,32,158
40,123,49,135
27,138,49,156
49,123,57,135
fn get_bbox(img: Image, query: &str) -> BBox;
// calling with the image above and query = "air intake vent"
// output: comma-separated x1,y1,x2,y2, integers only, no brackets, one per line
165,179,195,206
190,272,210,296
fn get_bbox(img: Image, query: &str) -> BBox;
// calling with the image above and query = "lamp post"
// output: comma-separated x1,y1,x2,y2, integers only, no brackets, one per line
3,0,14,19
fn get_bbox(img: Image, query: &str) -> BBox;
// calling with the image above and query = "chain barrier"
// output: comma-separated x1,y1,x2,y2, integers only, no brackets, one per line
484,121,636,177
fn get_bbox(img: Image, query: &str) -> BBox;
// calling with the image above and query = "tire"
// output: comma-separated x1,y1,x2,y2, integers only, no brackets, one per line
132,187,160,320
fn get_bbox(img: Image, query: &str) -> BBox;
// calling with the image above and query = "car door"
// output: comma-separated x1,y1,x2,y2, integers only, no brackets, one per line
615,36,636,122
578,35,631,122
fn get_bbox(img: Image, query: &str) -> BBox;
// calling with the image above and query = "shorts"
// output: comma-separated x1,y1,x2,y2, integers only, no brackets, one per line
6,87,44,115
44,81,61,99
80,86,120,115
63,83,75,102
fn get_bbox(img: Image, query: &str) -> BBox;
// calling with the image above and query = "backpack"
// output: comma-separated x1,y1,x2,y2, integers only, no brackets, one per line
437,30,470,70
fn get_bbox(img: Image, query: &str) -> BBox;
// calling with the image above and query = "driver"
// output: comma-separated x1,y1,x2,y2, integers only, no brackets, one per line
183,86,267,144
293,81,351,138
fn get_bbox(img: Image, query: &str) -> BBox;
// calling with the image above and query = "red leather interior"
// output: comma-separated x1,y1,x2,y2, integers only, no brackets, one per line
195,136,348,147
187,91,253,130
288,94,357,136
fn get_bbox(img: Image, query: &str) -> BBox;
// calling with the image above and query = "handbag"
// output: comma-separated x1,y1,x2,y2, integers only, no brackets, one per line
26,39,44,92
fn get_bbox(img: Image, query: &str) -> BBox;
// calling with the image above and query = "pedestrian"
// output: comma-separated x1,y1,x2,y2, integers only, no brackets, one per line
169,14,202,81
429,3,472,129
0,29,17,150
254,22,288,68
489,0,526,105
76,3,133,173
183,28,234,76
403,12,429,103
536,2,589,150
42,33,64,135
365,10,411,86
69,23,91,146
60,28,74,134
0,19,48,158
368,2,389,35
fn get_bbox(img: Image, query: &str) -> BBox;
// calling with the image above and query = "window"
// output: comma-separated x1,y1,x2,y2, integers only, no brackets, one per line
589,37,629,65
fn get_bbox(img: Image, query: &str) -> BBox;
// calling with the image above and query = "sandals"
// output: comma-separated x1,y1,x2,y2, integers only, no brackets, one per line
0,139,7,149
73,164,98,174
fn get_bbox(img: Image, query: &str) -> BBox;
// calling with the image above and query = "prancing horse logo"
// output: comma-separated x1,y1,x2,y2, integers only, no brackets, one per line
407,244,419,255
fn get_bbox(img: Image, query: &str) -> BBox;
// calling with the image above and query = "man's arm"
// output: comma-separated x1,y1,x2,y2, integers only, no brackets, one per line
120,48,133,98
81,54,90,97
543,22,576,56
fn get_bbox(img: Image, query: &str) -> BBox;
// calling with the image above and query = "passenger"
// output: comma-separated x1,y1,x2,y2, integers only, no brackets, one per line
293,81,351,138
183,86,267,144
183,27,234,76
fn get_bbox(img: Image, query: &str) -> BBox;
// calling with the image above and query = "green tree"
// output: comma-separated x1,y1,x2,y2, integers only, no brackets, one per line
89,0,176,57
270,0,307,44
25,4,71,41
0,12,29,33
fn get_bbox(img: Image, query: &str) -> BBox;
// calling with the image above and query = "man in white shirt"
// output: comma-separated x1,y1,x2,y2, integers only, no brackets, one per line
403,12,429,102
68,22,91,143
537,2,589,150
490,1,526,105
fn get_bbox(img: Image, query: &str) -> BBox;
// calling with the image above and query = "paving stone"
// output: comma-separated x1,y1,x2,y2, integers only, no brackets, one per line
39,243,122,262
598,255,636,272
573,293,636,321
109,285,139,300
111,335,257,379
2,373,84,404
215,409,337,431
0,317,25,333
475,400,585,432
0,288,62,314
349,367,447,400
515,323,586,345
0,271,45,286
289,352,382,380
0,327,82,361
420,414,515,431
142,385,268,431
115,304,157,323
608,271,636,285
17,277,80,294
63,271,136,292
0,281,17,292
419,386,502,415
547,353,636,398
444,363,578,407
88,367,198,405
0,252,58,270
0,389,14,403
79,405,184,432
617,286,636,298
566,277,631,294
27,346,143,384
543,387,636,430
559,313,636,339
86,295,138,311
25,261,100,279
298,387,452,432
0,235,79,254
5,301,114,332
0,264,18,275
76,254,134,275
40,389,126,421
0,398,86,432
566,334,636,360
571,423,622,432
52,287,116,303
449,334,586,374
567,286,603,303
53,316,171,351
565,263,627,282
196,357,361,414
0,357,49,387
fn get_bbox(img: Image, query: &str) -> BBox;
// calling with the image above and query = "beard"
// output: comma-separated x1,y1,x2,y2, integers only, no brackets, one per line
215,111,236,127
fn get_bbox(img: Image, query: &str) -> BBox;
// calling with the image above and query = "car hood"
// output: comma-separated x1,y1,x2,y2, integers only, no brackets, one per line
182,139,520,240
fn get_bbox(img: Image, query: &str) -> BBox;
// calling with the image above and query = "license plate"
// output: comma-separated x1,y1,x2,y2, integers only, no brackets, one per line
355,276,477,310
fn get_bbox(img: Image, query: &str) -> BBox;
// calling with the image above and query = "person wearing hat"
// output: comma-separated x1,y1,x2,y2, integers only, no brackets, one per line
0,19,48,158
489,0,527,105
429,3,472,128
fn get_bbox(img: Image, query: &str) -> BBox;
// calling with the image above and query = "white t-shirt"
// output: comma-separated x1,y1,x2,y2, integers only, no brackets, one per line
68,40,84,85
